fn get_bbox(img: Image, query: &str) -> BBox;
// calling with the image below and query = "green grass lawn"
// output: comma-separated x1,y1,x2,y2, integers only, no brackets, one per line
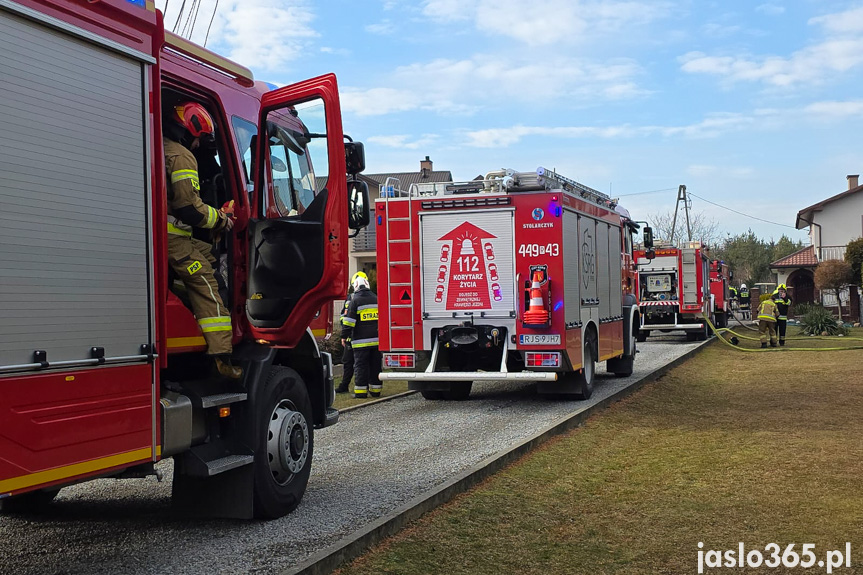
332,376,410,410
335,334,863,574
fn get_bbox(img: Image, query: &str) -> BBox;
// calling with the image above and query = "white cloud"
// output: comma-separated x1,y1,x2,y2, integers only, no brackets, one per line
422,0,670,45
681,5,863,88
756,4,785,16
809,6,863,33
462,114,753,147
365,19,396,35
343,54,647,116
679,38,863,87
367,134,441,149
803,100,863,117
165,0,318,72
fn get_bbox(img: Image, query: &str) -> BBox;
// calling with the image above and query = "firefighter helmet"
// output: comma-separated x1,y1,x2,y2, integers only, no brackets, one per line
352,273,370,291
171,102,215,138
741,283,747,289
351,271,368,284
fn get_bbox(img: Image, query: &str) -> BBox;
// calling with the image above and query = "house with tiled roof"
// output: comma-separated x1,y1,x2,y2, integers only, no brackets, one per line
789,174,863,311
769,245,818,305
349,156,454,282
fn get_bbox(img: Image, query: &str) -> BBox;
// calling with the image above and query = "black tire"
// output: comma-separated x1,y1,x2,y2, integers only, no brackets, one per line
0,488,59,514
442,382,472,400
252,366,313,519
420,389,444,400
636,330,649,343
567,331,596,400
686,331,698,341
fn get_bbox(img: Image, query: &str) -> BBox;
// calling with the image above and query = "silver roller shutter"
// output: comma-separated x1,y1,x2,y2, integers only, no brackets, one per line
0,8,151,370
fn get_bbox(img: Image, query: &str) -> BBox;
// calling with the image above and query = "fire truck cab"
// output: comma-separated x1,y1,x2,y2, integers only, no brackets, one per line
376,168,651,401
0,0,369,518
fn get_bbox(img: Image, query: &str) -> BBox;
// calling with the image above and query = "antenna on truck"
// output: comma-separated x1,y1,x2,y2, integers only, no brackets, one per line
669,184,692,244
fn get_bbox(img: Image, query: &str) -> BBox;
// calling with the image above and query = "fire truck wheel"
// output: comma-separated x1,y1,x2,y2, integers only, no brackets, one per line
0,488,59,513
636,330,649,343
569,332,596,400
253,366,313,519
442,382,472,400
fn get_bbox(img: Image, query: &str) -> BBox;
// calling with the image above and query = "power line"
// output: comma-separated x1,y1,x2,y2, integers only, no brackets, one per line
616,187,677,198
204,0,219,47
688,192,798,229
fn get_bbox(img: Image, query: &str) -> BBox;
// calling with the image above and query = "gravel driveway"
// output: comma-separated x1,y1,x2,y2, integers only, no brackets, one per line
0,336,701,575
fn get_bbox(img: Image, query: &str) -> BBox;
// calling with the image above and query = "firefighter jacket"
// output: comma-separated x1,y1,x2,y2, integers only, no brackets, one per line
738,287,751,307
341,286,379,348
757,299,779,322
340,292,353,327
771,292,792,320
729,286,738,299
164,137,228,238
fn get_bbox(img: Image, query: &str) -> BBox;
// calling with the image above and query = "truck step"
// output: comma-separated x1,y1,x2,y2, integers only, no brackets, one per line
199,392,247,408
202,454,254,476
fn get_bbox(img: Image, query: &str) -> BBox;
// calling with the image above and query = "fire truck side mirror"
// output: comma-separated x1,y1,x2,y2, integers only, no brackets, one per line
347,179,370,235
642,226,654,249
644,249,655,261
729,270,734,280
345,140,366,175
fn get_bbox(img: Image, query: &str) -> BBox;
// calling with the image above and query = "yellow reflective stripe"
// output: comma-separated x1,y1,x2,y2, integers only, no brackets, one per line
0,447,157,494
351,340,379,348
758,315,776,321
171,169,198,183
167,222,192,237
342,317,357,326
203,205,219,229
201,325,232,332
199,317,231,324
166,336,207,348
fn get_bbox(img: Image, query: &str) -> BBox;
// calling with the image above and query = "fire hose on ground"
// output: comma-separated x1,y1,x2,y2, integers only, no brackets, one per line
703,312,863,352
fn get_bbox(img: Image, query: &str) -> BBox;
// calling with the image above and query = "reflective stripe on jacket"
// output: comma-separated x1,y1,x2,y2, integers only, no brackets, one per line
341,287,378,347
757,299,779,322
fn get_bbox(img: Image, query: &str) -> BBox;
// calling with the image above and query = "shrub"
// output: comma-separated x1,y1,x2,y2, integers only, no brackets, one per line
318,324,345,360
797,304,847,336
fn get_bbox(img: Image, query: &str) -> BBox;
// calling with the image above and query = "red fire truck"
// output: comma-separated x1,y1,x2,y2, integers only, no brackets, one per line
634,242,715,341
376,168,652,401
709,260,731,329
0,0,370,518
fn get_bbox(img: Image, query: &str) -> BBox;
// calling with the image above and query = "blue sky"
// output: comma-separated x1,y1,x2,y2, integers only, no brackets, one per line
155,1,863,244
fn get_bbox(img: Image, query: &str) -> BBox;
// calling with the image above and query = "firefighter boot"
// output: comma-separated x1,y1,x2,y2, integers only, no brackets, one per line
335,382,349,393
761,342,767,349
213,355,243,380
779,340,785,346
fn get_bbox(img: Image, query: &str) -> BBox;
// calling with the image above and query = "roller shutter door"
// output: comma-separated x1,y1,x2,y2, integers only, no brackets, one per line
0,8,151,369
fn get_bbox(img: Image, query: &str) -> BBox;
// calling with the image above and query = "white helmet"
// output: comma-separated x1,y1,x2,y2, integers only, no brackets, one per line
352,275,370,291
741,283,747,289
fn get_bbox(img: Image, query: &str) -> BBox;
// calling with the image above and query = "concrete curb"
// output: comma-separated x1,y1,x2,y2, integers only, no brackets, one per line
285,339,714,575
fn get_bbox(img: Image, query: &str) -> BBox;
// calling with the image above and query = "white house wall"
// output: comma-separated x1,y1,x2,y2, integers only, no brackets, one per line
815,193,863,246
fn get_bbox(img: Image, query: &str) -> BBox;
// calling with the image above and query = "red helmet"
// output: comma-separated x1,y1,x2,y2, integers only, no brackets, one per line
172,102,215,138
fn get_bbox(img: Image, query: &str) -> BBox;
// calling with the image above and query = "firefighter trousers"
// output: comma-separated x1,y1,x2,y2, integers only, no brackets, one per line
777,319,787,344
339,343,354,391
353,346,382,397
758,321,777,345
168,235,232,355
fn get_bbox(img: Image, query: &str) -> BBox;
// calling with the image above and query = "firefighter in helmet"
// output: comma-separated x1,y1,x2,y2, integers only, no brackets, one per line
164,101,241,379
757,295,780,347
771,284,792,346
340,273,381,398
729,285,739,311
738,283,751,320
336,271,368,393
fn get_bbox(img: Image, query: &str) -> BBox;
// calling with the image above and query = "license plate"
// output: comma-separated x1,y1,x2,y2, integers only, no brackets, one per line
519,334,561,345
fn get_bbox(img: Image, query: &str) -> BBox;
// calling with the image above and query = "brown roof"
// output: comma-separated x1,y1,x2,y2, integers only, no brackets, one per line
796,184,863,229
770,245,817,268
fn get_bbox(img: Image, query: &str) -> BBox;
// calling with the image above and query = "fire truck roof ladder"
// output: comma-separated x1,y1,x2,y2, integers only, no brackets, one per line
381,178,417,351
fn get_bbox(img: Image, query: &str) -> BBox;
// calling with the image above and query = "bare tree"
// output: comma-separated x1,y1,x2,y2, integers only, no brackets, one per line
647,209,723,247
815,260,853,320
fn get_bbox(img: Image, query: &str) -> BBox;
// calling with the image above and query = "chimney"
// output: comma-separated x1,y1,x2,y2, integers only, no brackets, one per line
420,155,433,173
848,174,859,190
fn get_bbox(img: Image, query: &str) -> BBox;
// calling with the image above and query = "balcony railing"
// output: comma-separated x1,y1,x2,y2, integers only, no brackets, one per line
818,245,847,262
352,225,376,253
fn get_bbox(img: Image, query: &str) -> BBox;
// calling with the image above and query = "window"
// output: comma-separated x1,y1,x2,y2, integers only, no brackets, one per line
263,97,330,217
231,116,257,187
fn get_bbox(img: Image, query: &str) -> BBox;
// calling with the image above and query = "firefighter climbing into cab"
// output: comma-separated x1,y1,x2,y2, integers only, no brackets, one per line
164,101,242,379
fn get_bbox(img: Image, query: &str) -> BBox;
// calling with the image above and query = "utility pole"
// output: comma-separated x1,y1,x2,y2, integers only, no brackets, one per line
669,184,691,244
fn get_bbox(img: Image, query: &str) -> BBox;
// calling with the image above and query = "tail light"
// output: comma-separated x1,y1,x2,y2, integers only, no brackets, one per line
525,352,560,367
383,353,415,368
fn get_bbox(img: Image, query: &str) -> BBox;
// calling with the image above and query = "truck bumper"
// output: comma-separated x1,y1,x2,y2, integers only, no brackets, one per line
379,371,558,382
641,322,705,331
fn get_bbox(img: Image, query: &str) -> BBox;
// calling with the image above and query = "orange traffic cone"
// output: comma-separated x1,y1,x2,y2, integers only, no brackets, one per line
523,270,548,325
